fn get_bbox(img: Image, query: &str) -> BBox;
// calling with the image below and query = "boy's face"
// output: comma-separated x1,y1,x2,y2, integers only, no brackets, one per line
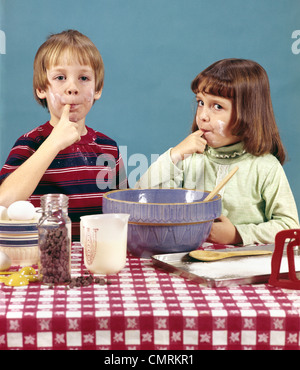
36,56,102,125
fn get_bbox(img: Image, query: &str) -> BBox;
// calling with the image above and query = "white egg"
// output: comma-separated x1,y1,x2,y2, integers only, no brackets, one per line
7,201,36,221
0,250,11,271
0,206,9,220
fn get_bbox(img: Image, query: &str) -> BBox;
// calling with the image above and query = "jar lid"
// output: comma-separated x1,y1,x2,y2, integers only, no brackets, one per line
40,194,69,210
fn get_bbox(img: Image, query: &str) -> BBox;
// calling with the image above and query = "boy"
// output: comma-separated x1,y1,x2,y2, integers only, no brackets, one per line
0,30,127,240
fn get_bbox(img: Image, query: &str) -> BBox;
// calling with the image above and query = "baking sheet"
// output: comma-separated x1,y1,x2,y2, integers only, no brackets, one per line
152,244,300,287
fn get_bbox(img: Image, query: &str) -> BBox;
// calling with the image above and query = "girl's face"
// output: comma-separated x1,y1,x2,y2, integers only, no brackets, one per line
36,55,102,125
196,92,240,148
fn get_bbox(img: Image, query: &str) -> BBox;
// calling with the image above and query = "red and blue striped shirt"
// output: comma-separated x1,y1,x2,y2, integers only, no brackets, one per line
0,121,128,240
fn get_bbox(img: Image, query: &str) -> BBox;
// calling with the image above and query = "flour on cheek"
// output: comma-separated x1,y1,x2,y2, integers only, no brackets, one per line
206,120,228,147
48,87,95,122
49,90,64,110
216,120,226,137
85,88,95,104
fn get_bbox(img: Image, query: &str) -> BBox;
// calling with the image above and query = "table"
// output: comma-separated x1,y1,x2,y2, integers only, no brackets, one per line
1,243,300,350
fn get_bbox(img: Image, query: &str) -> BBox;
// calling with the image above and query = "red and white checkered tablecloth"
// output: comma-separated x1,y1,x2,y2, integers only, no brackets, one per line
1,243,300,350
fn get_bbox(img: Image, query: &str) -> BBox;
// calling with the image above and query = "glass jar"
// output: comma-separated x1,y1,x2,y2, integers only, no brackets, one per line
38,194,72,285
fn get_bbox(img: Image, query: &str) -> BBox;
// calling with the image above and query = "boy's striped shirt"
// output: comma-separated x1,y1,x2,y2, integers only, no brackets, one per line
0,121,128,240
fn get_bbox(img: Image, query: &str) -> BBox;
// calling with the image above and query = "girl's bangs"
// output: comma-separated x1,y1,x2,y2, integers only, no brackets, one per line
192,75,235,99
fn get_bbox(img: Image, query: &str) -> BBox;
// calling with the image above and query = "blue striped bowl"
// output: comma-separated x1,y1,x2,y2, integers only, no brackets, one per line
0,220,38,265
103,189,222,257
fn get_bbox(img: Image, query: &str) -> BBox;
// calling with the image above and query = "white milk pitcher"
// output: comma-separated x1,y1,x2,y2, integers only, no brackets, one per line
80,213,130,274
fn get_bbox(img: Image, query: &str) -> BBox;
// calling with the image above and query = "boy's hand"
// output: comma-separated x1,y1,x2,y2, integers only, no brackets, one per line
170,130,207,164
206,215,242,245
49,104,81,151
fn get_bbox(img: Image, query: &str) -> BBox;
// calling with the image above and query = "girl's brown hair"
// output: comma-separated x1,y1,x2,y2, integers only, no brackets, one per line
191,59,286,164
33,29,104,108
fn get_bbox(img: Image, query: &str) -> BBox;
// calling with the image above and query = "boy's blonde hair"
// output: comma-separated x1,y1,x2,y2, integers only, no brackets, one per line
33,29,104,108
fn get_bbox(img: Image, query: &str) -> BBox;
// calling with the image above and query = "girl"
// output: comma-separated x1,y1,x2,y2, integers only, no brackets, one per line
136,59,299,245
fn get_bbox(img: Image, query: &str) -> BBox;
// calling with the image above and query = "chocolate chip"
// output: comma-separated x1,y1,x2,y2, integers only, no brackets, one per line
38,225,71,285
66,275,111,288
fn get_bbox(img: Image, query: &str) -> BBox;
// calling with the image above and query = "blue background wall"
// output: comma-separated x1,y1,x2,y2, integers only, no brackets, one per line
0,0,300,210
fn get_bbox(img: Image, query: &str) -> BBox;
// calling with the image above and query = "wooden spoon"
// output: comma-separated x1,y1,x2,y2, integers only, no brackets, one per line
204,166,239,201
189,249,273,262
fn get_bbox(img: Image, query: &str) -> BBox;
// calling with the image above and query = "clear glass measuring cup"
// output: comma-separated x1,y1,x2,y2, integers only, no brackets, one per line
80,213,130,275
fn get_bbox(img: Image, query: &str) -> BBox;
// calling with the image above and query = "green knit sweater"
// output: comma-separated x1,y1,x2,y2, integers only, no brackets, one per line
136,142,299,245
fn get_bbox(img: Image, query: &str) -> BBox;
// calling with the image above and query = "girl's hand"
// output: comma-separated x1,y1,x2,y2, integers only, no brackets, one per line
48,104,81,151
207,215,242,245
170,130,207,164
